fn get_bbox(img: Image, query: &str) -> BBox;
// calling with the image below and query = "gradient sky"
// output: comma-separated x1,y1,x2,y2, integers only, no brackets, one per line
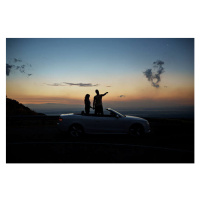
6,38,194,109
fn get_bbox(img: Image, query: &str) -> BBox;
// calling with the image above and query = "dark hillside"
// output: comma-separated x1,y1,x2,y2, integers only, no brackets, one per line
6,97,44,116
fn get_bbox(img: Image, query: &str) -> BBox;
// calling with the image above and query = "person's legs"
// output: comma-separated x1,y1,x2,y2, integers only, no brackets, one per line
95,106,98,115
95,105,101,115
100,105,103,115
85,107,90,115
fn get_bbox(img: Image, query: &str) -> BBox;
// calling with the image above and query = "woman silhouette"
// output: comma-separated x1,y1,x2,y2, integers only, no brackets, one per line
84,94,93,115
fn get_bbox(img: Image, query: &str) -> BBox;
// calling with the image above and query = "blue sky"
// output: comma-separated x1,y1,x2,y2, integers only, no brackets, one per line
6,38,194,108
6,38,194,74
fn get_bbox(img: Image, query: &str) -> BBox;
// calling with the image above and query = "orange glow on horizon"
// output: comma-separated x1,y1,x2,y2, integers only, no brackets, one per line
7,76,194,107
9,86,194,108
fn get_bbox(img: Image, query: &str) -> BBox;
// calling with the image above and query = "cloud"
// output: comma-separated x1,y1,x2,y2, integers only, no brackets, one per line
46,83,65,86
106,86,111,87
45,82,99,87
119,95,126,98
6,58,32,77
14,58,22,62
63,82,99,87
6,64,14,76
153,60,164,67
16,65,26,73
143,60,165,88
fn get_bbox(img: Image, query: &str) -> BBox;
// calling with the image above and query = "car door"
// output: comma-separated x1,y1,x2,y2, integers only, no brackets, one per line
93,115,127,134
80,115,101,134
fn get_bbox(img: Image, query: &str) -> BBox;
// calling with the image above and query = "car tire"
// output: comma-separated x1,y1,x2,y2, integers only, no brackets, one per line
129,124,144,136
69,124,84,137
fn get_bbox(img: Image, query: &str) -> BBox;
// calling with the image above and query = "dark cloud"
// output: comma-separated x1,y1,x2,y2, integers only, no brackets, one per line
119,95,126,98
143,69,153,81
45,82,99,87
16,65,26,73
6,58,32,77
6,64,14,76
143,60,165,88
63,82,99,87
14,58,22,62
153,60,164,67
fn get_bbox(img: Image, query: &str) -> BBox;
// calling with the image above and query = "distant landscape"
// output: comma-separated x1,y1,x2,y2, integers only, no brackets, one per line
25,102,194,119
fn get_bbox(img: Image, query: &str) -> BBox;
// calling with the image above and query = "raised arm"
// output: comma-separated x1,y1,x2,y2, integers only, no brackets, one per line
102,92,108,96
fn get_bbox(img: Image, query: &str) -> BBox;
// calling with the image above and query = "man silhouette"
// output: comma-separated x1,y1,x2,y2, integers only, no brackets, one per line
93,90,108,115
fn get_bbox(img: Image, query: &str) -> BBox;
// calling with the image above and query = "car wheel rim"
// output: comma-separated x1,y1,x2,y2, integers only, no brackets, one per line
130,128,134,135
70,126,82,137
130,126,143,136
136,128,141,136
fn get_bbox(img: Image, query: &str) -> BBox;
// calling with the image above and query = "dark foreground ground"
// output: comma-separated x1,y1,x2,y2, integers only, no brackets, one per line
6,116,194,163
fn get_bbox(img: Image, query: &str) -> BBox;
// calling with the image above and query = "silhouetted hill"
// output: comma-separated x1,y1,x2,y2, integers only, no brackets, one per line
6,97,45,116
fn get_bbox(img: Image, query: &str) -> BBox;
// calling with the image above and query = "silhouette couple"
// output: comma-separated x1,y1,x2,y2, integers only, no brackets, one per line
84,90,108,115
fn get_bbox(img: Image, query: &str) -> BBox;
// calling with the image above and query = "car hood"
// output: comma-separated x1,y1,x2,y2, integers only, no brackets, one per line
125,115,147,122
60,113,74,117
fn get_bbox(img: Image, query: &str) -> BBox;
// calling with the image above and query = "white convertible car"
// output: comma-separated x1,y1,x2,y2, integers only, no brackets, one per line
57,108,150,137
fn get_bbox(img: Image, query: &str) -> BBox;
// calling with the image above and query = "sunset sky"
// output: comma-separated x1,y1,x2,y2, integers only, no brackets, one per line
6,38,194,109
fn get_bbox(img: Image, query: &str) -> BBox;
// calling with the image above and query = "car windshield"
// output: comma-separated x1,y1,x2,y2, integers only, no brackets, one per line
106,109,125,117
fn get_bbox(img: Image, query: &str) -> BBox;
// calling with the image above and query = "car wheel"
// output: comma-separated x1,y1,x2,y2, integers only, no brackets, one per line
129,124,144,136
69,124,84,137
